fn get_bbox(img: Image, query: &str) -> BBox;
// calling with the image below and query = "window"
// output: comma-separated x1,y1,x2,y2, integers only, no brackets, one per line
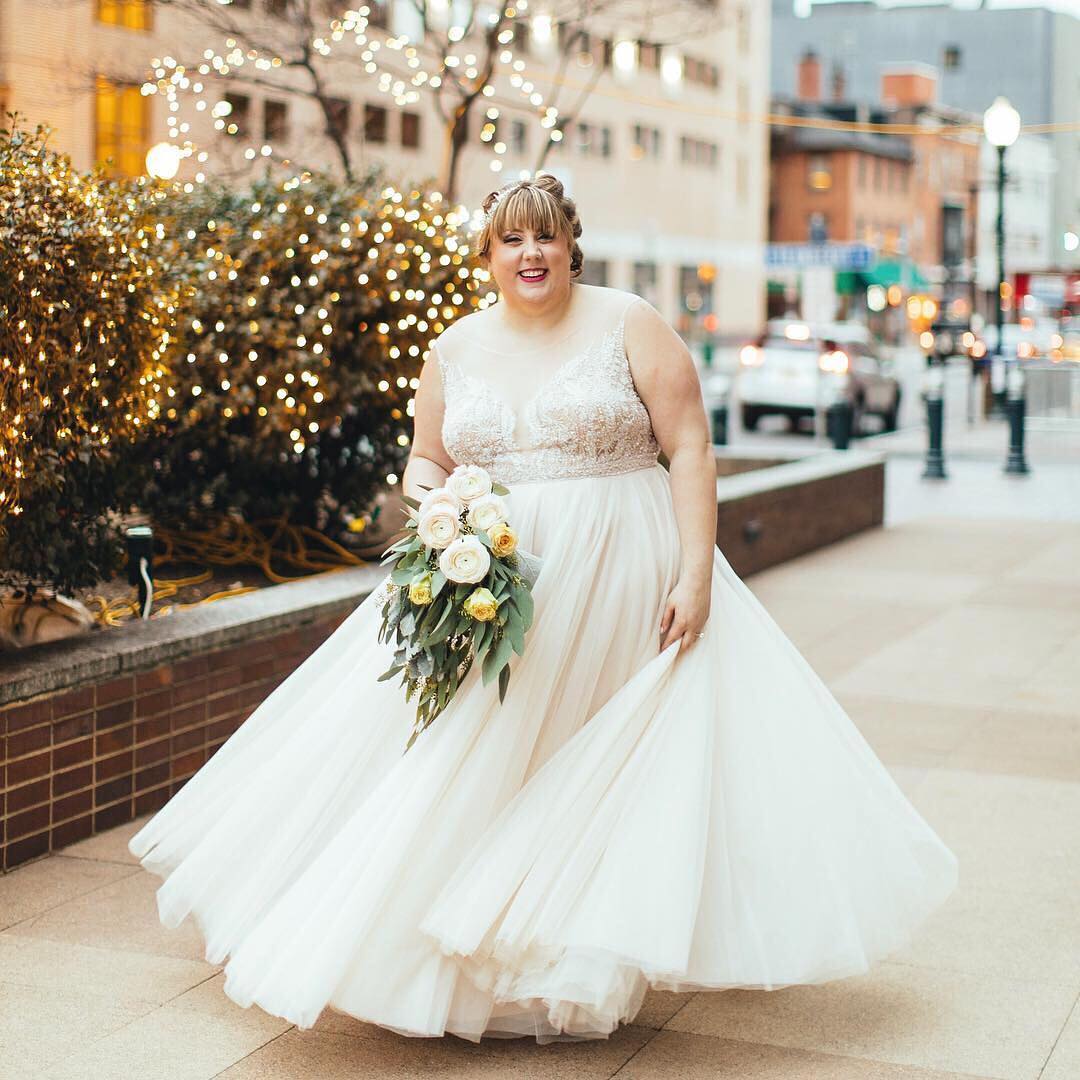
95,75,150,177
326,98,350,141
943,45,961,71
363,103,387,144
631,123,661,159
576,121,592,156
224,92,251,137
579,259,609,286
599,126,612,158
807,153,831,191
97,0,153,30
401,111,421,149
632,261,659,306
808,212,827,244
510,119,527,155
263,99,288,142
639,42,660,71
679,265,713,315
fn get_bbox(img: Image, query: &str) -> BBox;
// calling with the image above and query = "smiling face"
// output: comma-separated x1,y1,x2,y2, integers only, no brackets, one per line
488,224,572,305
479,183,577,310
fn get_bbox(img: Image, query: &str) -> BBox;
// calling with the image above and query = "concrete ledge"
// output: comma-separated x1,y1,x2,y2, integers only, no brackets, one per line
0,565,385,708
715,449,885,576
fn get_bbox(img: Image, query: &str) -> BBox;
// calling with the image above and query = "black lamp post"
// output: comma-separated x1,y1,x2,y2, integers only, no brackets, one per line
983,96,1030,475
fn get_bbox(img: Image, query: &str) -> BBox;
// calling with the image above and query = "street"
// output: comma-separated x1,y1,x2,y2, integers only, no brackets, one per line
704,344,976,454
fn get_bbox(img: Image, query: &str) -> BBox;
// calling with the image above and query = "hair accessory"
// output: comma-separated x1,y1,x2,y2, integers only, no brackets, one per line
481,185,516,226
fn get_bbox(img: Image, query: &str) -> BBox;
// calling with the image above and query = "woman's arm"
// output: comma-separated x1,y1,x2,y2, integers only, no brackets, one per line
624,298,717,653
402,343,458,503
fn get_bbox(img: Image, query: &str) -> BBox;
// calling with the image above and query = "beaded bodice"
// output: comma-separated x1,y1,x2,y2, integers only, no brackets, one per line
436,296,660,485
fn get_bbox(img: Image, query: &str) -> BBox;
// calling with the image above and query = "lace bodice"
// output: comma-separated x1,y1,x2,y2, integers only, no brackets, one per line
435,293,660,485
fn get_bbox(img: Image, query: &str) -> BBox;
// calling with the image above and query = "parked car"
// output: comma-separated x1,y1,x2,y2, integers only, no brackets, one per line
737,320,902,434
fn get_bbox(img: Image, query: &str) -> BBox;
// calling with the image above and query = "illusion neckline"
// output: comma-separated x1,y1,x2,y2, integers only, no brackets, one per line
442,317,628,451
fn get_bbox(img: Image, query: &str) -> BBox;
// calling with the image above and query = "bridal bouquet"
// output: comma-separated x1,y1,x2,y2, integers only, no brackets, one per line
378,465,539,750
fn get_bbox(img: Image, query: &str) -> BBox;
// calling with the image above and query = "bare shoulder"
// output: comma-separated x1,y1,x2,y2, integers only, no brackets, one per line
622,293,689,373
434,305,496,350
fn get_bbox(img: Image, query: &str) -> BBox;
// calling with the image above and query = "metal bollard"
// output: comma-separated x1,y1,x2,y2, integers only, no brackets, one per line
922,364,947,480
125,526,155,620
710,403,729,446
826,400,853,450
1003,365,1030,476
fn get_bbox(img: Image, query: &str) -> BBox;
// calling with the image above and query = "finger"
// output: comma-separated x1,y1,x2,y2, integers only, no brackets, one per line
661,619,685,651
659,599,675,634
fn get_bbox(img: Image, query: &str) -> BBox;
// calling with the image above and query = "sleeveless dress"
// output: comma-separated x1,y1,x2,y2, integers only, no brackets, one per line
129,285,958,1043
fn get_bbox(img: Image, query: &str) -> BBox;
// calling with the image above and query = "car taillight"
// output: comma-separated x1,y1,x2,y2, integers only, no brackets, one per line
739,345,763,367
818,349,849,374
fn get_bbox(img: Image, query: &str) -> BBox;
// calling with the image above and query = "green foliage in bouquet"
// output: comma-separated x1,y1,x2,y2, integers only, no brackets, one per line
0,121,182,592
377,477,536,752
138,171,487,539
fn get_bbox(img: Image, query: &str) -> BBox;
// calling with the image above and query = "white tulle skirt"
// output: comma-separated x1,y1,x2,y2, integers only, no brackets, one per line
129,463,958,1043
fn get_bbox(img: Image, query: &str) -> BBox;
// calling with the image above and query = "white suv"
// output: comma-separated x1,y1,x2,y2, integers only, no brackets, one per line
737,320,901,434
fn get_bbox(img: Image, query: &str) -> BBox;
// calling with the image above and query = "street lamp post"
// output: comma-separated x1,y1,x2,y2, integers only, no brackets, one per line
982,96,1030,475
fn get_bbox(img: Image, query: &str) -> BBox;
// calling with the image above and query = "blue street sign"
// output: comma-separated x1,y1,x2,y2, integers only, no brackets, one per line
766,243,876,271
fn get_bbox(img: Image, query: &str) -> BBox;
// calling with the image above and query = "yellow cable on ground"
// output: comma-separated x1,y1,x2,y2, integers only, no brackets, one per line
86,516,377,628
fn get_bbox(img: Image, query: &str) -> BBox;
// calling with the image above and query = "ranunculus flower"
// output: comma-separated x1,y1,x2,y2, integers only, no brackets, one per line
417,504,460,549
463,587,498,622
488,522,518,558
446,464,493,504
417,486,461,518
408,572,434,605
466,493,507,532
438,535,491,584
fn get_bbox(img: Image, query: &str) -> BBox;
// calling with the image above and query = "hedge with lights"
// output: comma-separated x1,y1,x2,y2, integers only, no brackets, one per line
0,123,182,594
1,120,491,596
137,170,487,539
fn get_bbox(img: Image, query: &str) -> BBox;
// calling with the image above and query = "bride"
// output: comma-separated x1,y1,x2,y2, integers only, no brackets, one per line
129,174,958,1043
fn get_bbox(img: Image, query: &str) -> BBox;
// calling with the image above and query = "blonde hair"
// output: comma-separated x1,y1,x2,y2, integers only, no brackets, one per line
474,174,584,278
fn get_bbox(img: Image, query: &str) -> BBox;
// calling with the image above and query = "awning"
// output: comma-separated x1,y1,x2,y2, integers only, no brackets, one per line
860,259,928,290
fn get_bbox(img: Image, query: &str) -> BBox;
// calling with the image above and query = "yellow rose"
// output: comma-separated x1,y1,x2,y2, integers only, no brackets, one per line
488,523,518,558
463,587,498,622
408,573,434,605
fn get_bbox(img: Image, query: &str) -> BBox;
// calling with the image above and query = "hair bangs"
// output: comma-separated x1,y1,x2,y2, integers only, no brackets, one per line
491,186,562,240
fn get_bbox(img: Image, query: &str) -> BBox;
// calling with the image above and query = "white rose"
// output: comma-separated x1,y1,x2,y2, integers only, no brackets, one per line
466,493,507,532
446,464,493,504
417,486,461,518
417,504,461,549
438,535,491,584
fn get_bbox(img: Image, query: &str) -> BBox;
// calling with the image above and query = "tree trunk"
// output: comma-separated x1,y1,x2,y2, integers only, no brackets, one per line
439,103,470,202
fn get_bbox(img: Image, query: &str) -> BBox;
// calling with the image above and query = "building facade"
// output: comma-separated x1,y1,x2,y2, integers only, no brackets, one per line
771,0,1079,275
769,51,980,327
0,0,770,341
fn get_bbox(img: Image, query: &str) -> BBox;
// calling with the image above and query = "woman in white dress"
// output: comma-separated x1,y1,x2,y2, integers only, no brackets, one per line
129,175,958,1044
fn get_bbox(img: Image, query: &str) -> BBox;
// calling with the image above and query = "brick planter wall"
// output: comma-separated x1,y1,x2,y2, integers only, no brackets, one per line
0,614,348,871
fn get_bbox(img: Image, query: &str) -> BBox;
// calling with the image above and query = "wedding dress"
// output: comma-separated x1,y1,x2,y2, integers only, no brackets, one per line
129,284,958,1043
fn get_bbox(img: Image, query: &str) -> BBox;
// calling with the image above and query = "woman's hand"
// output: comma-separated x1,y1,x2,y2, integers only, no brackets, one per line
659,576,711,654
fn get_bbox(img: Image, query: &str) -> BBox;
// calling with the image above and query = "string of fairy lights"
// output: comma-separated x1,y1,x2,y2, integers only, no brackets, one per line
141,1,562,190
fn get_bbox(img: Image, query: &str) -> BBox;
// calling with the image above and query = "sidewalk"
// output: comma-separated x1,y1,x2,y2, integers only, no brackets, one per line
3,511,1078,1078
864,414,1080,526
